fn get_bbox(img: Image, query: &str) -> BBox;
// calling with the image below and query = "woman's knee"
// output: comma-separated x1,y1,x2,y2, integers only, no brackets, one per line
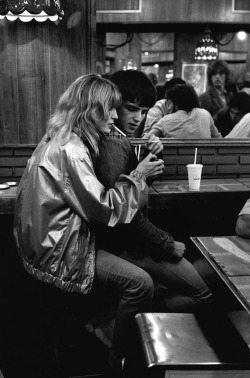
136,269,154,299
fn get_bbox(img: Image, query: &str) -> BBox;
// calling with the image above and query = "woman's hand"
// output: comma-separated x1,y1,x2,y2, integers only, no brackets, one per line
143,132,163,154
136,152,164,178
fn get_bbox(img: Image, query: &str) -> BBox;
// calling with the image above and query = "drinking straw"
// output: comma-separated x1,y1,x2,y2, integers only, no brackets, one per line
194,148,197,164
137,144,141,160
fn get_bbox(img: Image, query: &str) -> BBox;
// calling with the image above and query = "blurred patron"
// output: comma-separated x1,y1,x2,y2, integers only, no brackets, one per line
225,112,250,138
213,91,250,137
147,72,158,87
238,80,250,95
148,84,222,139
199,60,232,117
143,77,186,136
236,198,250,238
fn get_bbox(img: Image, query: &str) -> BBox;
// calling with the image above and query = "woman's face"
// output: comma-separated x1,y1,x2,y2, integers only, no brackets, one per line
98,108,118,134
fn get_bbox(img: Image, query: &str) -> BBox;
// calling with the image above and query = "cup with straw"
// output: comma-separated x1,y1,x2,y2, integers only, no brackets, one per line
186,148,203,190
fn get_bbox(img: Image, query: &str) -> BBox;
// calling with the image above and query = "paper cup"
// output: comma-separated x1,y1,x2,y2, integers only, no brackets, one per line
187,164,203,190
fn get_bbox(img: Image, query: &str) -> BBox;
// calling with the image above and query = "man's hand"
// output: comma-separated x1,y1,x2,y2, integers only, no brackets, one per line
136,153,164,178
143,133,163,154
171,241,186,260
235,214,250,238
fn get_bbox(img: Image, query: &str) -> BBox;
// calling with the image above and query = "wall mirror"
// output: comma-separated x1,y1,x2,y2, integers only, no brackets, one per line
96,0,250,142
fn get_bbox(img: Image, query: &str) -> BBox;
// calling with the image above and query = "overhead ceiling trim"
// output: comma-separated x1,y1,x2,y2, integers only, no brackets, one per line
96,0,141,13
232,0,250,13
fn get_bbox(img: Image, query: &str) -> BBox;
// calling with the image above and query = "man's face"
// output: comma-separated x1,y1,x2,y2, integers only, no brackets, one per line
211,71,226,90
230,107,244,126
166,99,175,114
115,101,148,136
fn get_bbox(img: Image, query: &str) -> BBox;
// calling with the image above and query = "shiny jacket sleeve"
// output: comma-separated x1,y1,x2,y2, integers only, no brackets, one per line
63,144,148,227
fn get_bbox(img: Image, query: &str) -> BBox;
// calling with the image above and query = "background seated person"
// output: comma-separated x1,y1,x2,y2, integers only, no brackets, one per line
225,111,250,138
148,84,222,139
199,60,232,117
235,198,250,237
143,77,186,136
213,91,250,137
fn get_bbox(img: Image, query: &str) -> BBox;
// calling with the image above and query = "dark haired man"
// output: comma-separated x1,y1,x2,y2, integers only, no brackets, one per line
86,70,213,374
149,84,221,139
143,77,186,135
94,70,212,313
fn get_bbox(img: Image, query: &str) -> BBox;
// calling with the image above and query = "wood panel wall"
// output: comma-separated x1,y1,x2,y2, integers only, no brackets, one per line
97,0,250,25
97,0,250,81
0,0,96,145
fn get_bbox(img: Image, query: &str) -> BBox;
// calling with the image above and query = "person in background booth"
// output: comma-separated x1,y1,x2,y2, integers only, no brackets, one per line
13,73,169,375
147,72,158,87
94,70,213,315
225,111,250,138
148,84,222,139
199,60,231,117
143,77,186,136
237,80,250,95
236,198,250,237
213,90,250,137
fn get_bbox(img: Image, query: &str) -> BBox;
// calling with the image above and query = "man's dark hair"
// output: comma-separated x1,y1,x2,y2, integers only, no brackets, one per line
229,91,250,115
109,69,157,108
163,77,186,98
207,60,231,86
155,77,186,101
166,84,200,112
238,80,250,90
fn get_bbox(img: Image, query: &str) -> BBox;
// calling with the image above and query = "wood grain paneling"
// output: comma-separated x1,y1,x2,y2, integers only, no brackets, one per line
97,0,250,25
0,0,96,145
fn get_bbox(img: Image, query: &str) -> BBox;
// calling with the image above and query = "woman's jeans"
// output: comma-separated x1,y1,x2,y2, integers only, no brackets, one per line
94,249,154,368
118,252,213,312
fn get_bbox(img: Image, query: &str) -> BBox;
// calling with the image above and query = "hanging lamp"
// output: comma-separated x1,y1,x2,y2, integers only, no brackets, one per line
194,28,218,60
122,57,138,71
0,0,64,22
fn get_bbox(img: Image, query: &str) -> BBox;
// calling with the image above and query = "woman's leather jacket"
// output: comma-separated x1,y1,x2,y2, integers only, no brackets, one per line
13,133,148,294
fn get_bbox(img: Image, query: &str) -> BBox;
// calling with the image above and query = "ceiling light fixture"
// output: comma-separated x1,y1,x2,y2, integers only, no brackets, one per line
0,0,64,22
194,28,218,60
237,31,247,41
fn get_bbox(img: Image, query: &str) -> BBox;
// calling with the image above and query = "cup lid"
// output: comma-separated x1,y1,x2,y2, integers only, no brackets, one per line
187,164,203,167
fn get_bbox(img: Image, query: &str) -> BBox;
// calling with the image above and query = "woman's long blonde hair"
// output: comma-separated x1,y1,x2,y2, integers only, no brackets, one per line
46,74,122,156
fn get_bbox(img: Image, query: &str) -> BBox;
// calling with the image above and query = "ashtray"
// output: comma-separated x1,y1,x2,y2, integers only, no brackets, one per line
0,184,10,189
4,181,18,187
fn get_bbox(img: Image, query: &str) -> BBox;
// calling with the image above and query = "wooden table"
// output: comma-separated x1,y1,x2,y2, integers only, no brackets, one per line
147,178,250,244
0,186,17,214
191,235,250,316
2,178,250,215
149,178,250,209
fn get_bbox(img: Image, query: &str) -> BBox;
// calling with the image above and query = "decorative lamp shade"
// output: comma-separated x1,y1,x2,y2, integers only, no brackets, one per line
194,29,218,60
0,0,64,22
122,58,138,71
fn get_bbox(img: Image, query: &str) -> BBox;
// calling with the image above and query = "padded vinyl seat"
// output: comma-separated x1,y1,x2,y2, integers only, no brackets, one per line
135,312,250,378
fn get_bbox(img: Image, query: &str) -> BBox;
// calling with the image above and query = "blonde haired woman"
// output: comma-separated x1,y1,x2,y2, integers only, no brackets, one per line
14,74,164,374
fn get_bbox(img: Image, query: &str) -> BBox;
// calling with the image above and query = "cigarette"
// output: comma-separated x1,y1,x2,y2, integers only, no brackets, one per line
113,125,126,136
